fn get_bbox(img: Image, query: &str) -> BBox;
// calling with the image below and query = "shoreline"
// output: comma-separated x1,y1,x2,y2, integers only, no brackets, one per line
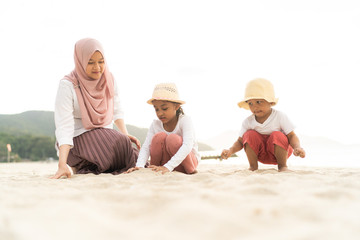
2,157,360,170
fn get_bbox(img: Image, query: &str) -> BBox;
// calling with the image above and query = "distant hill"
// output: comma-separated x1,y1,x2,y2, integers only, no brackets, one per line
0,111,213,151
0,111,55,137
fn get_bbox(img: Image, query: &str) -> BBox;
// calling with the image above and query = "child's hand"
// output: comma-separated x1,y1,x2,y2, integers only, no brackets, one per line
221,149,231,160
293,147,306,158
149,165,170,174
125,167,141,173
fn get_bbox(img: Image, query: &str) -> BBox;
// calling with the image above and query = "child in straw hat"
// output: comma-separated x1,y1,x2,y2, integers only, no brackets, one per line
221,78,305,172
126,83,199,174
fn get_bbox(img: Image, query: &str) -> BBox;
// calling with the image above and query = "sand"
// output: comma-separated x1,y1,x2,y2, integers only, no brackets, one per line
1,160,360,240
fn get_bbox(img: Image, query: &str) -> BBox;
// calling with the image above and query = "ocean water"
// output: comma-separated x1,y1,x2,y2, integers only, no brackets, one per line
202,133,360,168
200,144,360,168
291,145,360,168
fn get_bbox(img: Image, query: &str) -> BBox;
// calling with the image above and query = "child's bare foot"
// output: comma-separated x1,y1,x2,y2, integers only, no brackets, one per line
248,166,258,171
278,166,290,172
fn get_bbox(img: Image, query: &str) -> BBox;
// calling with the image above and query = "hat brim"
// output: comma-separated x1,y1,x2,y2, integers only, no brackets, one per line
147,98,186,105
237,97,278,110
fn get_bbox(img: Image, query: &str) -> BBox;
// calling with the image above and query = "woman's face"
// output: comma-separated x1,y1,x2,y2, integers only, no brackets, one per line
85,51,105,80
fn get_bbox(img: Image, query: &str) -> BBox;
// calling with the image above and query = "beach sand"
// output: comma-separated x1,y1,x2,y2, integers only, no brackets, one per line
1,161,360,240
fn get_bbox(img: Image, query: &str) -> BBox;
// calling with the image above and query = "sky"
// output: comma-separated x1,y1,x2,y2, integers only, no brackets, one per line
1,0,360,145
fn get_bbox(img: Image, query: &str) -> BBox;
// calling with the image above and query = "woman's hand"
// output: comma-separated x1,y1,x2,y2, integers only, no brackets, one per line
50,164,72,179
125,167,141,173
51,145,72,179
149,165,170,174
128,135,141,149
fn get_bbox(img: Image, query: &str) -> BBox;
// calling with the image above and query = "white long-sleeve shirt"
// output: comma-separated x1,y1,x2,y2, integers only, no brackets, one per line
54,79,124,147
136,115,200,171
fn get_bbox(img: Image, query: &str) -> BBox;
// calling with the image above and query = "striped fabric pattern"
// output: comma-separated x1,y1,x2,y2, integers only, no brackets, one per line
67,128,138,174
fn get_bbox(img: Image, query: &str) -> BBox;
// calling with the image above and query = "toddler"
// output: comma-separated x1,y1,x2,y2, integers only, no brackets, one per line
221,78,305,172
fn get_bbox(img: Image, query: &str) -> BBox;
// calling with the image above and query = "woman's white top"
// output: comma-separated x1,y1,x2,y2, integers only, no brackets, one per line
55,79,124,147
136,115,200,171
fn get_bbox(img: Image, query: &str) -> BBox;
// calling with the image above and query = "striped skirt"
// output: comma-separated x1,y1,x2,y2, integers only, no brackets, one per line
67,128,138,175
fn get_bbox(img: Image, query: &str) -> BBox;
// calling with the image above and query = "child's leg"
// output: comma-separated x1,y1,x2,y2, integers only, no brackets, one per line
150,132,171,166
267,131,293,172
165,134,198,174
242,130,265,171
274,145,288,171
244,143,258,171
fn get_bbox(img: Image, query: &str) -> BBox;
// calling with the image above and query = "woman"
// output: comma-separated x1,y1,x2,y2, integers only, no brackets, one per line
51,38,140,179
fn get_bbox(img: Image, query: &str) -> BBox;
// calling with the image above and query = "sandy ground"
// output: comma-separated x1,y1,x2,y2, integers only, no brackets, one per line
1,161,360,240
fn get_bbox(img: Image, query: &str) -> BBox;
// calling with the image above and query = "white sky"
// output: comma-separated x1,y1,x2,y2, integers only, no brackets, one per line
1,0,359,144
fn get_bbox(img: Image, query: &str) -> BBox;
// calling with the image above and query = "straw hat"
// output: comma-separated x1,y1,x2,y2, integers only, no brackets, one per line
147,83,185,105
237,78,278,110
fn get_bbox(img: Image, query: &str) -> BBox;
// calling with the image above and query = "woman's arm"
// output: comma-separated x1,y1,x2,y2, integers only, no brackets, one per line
52,80,75,179
114,119,141,149
114,118,128,135
50,144,72,179
112,79,140,149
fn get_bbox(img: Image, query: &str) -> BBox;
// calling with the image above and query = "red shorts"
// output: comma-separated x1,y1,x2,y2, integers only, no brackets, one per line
242,130,293,165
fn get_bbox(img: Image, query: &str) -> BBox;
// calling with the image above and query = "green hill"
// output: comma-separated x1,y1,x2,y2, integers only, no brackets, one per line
0,111,55,137
0,111,212,162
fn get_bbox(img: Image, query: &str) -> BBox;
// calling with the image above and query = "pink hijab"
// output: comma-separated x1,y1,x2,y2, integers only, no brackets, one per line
64,38,114,129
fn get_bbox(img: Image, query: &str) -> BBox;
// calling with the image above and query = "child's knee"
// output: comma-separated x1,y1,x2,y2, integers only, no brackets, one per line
269,131,292,157
269,131,288,142
165,134,183,154
151,132,167,144
243,142,252,152
274,144,287,154
269,132,290,148
165,134,183,148
243,130,263,150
